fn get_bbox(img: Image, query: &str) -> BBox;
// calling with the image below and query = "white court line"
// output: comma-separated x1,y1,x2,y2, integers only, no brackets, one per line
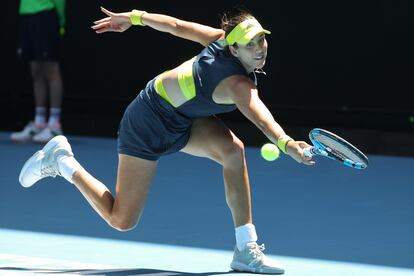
0,253,116,275
0,229,413,276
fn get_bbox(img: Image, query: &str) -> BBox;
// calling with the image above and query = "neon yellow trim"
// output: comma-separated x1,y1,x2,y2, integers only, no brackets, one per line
130,9,146,26
277,135,294,154
177,57,196,100
154,75,176,107
226,18,271,45
154,57,196,108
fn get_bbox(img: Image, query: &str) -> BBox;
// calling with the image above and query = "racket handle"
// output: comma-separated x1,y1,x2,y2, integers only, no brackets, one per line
303,147,316,157
304,146,328,158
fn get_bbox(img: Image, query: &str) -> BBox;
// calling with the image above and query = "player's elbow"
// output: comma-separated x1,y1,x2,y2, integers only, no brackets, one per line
171,19,188,37
169,19,179,36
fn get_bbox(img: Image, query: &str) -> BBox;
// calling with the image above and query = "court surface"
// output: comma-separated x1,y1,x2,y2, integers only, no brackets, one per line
1,131,413,276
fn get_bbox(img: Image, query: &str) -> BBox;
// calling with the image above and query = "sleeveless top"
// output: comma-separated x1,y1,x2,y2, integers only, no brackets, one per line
156,40,258,118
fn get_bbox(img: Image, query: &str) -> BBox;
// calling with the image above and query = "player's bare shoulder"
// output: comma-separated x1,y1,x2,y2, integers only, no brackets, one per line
212,75,253,104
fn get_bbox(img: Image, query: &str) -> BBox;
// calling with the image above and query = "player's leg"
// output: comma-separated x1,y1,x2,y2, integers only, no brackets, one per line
19,136,157,231
181,116,252,228
72,154,157,231
180,116,285,274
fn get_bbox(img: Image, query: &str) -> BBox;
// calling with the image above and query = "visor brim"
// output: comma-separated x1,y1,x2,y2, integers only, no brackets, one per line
237,27,271,45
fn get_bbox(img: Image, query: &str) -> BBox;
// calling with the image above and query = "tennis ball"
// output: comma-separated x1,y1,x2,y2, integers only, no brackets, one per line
261,143,280,161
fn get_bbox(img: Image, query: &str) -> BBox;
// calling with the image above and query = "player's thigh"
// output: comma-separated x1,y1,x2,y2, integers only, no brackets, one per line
112,154,158,223
181,116,244,163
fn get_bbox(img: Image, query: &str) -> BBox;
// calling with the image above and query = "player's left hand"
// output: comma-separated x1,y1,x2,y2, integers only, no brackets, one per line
92,7,132,33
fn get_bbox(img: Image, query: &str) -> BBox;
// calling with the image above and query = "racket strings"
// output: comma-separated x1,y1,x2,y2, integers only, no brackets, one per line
314,134,366,164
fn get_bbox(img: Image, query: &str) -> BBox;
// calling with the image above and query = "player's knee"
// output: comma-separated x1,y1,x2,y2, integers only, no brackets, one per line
109,216,139,232
222,139,245,165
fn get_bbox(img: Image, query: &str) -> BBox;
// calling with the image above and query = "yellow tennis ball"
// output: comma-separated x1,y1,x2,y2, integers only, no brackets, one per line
261,143,280,161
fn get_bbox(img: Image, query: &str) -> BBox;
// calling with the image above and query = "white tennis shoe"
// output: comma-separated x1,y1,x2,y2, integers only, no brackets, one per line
231,243,285,274
19,135,73,188
10,122,45,143
32,124,63,144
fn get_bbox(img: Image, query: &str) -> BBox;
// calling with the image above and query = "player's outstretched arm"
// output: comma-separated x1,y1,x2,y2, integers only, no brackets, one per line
226,75,314,165
92,7,224,47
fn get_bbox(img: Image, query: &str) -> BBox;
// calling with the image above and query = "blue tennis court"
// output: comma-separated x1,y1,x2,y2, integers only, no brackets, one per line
1,131,413,275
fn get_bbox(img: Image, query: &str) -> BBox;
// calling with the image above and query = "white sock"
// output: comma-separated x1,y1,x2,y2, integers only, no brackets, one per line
48,107,62,126
57,154,82,183
235,223,258,251
34,107,47,126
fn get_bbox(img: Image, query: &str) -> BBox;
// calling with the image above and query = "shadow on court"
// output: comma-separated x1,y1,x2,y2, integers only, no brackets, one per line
0,268,234,276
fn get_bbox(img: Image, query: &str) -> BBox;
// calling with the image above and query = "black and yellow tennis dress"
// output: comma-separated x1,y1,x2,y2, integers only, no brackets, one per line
118,40,257,160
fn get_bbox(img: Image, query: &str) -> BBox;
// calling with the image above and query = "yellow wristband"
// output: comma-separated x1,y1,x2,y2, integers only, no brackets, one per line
130,9,147,26
277,135,294,154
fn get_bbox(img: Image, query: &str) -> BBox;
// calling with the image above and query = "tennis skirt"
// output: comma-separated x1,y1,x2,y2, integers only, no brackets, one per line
117,78,192,161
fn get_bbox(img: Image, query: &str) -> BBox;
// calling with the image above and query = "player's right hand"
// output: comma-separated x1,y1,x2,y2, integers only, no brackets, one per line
287,140,315,165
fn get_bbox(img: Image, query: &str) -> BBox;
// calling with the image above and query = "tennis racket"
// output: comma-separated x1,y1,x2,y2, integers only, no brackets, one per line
303,128,368,169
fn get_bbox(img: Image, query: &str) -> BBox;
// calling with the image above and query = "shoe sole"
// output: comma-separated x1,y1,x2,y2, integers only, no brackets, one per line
231,261,285,274
19,136,70,188
19,150,43,188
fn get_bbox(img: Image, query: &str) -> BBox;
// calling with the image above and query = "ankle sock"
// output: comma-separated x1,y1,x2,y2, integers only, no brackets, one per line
48,108,62,127
57,154,81,183
235,223,258,251
34,107,47,126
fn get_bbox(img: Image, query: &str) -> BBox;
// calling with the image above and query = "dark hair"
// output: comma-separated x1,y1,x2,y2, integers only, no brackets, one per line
220,8,255,40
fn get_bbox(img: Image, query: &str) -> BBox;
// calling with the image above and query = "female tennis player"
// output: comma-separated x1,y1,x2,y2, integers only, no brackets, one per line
19,7,314,274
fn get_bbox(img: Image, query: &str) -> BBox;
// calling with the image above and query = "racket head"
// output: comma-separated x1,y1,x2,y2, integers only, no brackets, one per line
309,128,369,169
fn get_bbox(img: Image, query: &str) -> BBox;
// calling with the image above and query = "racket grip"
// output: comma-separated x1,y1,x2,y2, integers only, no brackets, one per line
303,147,315,157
